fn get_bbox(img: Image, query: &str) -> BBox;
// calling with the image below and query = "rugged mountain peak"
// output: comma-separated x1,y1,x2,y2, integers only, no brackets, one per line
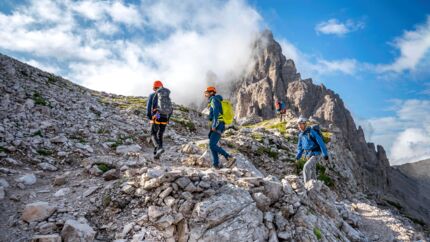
233,32,391,195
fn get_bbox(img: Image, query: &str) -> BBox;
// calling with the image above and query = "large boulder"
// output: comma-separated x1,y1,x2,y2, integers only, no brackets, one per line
189,184,268,241
61,219,96,242
234,154,264,177
22,202,56,223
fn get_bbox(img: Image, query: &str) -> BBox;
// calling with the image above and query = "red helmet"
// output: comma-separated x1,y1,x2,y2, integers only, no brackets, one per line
205,86,216,93
153,80,163,88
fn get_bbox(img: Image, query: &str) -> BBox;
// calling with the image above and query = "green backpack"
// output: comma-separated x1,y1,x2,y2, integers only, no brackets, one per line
220,100,234,125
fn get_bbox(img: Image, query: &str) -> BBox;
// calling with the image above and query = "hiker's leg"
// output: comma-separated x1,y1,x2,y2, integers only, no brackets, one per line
209,131,221,166
151,123,160,149
158,124,166,148
303,156,318,183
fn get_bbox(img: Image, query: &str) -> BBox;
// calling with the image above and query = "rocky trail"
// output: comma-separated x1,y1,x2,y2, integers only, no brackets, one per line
1,40,429,242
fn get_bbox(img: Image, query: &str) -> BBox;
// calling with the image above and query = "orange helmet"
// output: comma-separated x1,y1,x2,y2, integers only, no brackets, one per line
205,86,216,93
153,80,163,88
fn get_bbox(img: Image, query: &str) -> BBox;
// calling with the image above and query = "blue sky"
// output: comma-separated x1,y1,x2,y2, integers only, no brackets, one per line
0,0,429,165
254,0,430,117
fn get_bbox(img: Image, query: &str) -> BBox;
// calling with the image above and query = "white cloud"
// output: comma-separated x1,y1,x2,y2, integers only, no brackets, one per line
108,1,142,26
365,99,430,165
377,16,430,73
0,0,262,105
315,18,365,36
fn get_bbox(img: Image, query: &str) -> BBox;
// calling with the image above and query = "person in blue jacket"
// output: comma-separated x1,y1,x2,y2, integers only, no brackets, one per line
205,86,235,169
296,116,329,185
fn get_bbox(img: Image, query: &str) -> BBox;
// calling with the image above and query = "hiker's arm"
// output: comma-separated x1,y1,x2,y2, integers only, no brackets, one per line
146,94,153,119
211,100,220,129
312,129,328,157
296,135,303,160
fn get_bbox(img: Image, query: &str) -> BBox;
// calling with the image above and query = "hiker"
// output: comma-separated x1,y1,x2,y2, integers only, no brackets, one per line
205,86,235,169
295,116,329,185
146,80,173,159
275,99,286,122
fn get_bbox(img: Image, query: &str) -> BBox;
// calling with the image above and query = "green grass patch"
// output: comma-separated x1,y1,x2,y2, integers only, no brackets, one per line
226,142,235,148
178,106,189,113
110,139,123,149
316,163,334,187
171,118,196,132
47,75,59,83
313,227,322,240
295,158,307,172
97,128,110,134
251,133,263,142
32,92,49,106
197,143,208,150
0,146,6,153
102,194,111,207
97,164,110,173
37,149,53,156
265,121,288,135
256,146,279,159
32,130,43,137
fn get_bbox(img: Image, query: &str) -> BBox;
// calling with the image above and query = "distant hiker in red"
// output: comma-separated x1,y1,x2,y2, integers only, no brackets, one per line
275,99,287,122
146,80,173,159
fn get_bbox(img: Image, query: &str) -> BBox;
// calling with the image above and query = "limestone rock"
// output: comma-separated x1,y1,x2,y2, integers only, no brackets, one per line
103,169,120,181
16,173,37,185
22,202,56,222
116,144,141,154
189,184,268,241
31,234,62,242
61,219,96,242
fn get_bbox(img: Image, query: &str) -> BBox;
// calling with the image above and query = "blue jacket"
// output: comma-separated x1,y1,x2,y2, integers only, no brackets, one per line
296,127,328,160
146,92,157,119
208,95,224,131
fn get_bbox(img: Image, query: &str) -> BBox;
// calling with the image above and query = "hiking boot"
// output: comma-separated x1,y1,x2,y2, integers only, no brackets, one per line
154,148,165,159
213,163,223,169
225,156,236,168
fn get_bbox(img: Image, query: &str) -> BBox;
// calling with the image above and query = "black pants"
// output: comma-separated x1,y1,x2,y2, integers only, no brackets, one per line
151,115,169,151
151,123,166,150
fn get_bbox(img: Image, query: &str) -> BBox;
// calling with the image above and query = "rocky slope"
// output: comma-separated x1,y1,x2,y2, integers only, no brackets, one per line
0,48,428,242
385,159,430,225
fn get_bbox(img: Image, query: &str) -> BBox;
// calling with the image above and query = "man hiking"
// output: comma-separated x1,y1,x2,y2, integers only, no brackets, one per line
295,116,329,185
147,80,173,159
205,86,235,169
275,99,286,122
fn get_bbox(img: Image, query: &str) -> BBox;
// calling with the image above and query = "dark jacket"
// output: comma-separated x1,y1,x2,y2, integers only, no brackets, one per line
296,127,328,160
208,94,224,131
146,92,157,120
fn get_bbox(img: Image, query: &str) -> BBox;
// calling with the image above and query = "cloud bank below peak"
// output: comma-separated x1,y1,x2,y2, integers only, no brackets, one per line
0,0,262,105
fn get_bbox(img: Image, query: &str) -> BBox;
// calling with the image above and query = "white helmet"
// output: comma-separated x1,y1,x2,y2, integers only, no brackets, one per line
297,116,307,124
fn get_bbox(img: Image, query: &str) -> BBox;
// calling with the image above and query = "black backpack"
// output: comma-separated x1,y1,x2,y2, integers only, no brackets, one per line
154,88,173,116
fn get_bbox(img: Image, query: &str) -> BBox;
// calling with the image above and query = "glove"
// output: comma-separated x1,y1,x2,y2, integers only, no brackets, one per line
323,156,329,161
